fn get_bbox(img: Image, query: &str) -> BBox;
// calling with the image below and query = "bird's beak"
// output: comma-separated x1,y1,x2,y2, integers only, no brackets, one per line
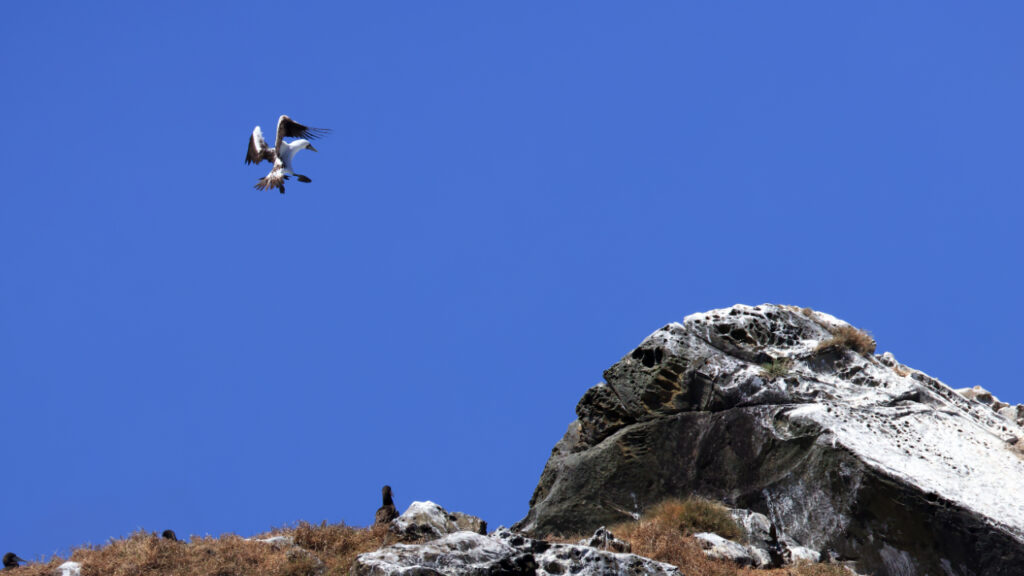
307,144,318,152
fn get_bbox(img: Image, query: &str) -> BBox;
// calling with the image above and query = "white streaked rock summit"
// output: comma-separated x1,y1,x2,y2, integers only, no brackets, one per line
518,304,1024,576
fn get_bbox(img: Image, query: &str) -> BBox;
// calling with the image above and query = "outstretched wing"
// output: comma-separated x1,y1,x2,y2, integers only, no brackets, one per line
275,115,331,149
246,126,275,165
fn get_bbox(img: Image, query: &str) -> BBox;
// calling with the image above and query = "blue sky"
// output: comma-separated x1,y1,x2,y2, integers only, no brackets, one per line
3,1,1023,561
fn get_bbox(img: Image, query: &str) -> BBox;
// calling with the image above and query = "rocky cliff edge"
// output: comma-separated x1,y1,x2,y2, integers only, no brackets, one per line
515,304,1024,576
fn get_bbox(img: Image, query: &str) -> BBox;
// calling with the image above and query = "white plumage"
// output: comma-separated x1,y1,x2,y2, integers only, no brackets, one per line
245,115,330,194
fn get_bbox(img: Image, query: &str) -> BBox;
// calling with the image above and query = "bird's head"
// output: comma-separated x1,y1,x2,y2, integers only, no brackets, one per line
3,553,27,568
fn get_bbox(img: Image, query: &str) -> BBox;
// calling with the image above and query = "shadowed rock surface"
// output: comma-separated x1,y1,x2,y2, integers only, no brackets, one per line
515,304,1024,576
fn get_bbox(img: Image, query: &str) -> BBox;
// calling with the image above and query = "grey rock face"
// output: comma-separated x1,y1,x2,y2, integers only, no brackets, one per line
350,528,681,576
693,532,757,566
390,501,487,540
728,508,773,552
577,526,631,553
516,304,1024,576
957,385,1024,427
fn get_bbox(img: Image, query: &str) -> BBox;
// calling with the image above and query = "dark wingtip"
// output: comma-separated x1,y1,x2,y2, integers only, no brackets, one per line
305,127,332,140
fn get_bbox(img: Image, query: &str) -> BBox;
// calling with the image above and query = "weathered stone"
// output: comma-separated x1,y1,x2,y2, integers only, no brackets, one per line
727,508,775,567
516,304,1024,576
350,529,681,576
788,546,821,564
576,526,630,553
694,532,757,566
390,501,487,540
351,532,532,576
728,508,772,549
958,387,1024,430
999,404,1024,427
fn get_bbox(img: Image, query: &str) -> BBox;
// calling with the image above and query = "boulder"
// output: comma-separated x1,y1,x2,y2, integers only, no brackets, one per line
350,528,681,576
390,501,487,540
726,509,778,567
956,386,1024,428
516,304,1024,576
788,545,821,564
999,404,1024,427
693,532,757,566
577,526,631,553
728,508,772,550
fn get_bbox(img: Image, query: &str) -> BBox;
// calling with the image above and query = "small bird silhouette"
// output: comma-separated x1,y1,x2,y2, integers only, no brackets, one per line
161,530,178,542
375,485,399,525
2,553,27,569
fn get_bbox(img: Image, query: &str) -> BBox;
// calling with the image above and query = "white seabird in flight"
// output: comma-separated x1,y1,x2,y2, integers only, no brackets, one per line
245,115,330,194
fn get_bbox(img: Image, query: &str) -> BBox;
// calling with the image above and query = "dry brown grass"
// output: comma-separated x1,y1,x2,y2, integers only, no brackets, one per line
291,522,390,575
815,325,876,356
634,497,744,540
605,520,850,576
609,519,741,576
5,523,389,576
606,497,853,576
5,558,67,576
5,513,855,576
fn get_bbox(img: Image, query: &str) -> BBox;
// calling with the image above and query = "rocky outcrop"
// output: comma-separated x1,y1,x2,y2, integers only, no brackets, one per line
351,528,681,576
389,501,487,540
577,526,631,553
956,385,1024,428
516,304,1024,576
694,532,758,566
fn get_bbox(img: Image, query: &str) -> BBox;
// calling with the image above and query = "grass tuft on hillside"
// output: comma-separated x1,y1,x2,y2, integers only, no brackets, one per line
7,523,389,576
609,497,852,576
815,325,876,356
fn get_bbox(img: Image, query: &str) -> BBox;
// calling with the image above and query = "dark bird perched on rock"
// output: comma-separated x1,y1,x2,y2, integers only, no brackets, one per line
2,553,27,569
375,485,399,525
161,530,178,542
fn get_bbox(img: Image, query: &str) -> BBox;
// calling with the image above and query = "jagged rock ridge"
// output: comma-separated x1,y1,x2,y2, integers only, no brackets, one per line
516,304,1024,576
352,501,681,576
352,529,683,576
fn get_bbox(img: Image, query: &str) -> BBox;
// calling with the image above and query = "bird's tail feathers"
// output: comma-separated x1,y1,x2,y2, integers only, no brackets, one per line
255,172,289,193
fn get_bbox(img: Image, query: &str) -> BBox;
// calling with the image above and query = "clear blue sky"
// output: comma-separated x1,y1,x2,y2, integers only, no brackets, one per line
3,1,1023,561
